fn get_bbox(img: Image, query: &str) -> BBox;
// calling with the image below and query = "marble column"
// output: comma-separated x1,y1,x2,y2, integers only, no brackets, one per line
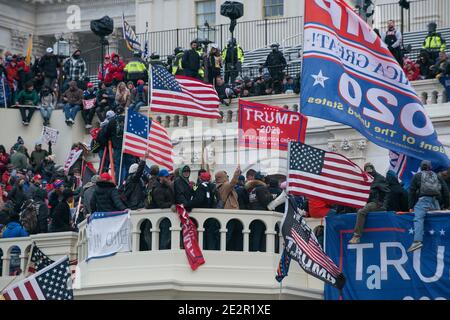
107,28,122,56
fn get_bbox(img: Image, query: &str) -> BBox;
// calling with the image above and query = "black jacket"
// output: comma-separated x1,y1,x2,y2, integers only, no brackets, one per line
384,174,409,212
189,182,216,210
51,201,73,232
182,49,201,72
408,171,450,208
90,180,127,213
268,183,284,213
246,180,273,211
8,185,29,213
152,181,175,209
105,114,125,149
39,55,60,78
235,186,249,210
367,172,390,207
264,51,287,77
173,177,193,207
120,160,146,210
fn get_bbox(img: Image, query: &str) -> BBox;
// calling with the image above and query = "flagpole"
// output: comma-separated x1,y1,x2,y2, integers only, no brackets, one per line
146,65,153,161
118,107,128,186
1,77,6,108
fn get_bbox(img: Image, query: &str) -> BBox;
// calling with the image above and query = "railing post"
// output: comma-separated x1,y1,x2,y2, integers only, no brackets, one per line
220,228,227,252
151,228,158,251
132,231,140,252
265,231,276,253
265,19,268,47
171,225,182,250
243,229,250,252
3,257,10,276
198,227,205,250
176,28,180,47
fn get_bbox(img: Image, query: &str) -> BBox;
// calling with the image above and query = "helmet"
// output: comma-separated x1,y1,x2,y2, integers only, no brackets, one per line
228,38,237,46
174,47,183,54
270,42,280,48
133,51,141,57
150,52,160,60
46,47,53,54
428,22,437,33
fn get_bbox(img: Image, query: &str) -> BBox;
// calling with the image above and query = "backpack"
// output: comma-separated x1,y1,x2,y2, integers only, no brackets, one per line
20,199,39,234
96,126,109,148
420,171,441,196
115,116,125,139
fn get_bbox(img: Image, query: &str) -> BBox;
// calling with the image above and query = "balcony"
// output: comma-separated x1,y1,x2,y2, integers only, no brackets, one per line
0,209,323,300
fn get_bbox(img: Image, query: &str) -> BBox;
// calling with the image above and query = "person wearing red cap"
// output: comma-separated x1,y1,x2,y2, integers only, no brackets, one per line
189,171,216,211
90,172,126,213
82,82,97,129
110,53,125,86
129,79,148,112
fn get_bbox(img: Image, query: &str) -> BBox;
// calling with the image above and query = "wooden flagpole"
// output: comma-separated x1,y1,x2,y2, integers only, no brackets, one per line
25,241,36,277
117,107,128,185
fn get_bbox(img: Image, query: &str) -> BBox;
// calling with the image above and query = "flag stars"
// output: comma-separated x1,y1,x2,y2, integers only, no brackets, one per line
439,229,445,236
429,229,435,235
408,228,414,234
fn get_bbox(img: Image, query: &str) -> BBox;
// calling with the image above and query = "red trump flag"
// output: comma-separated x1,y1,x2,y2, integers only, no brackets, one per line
238,99,308,151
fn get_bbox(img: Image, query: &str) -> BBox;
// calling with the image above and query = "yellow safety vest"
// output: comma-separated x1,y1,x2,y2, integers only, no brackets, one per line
124,61,147,73
423,35,446,51
221,45,244,64
171,52,184,75
197,49,205,78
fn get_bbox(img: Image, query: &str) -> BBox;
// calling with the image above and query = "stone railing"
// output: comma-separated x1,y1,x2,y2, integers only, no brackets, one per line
148,79,448,129
74,208,323,299
0,232,78,289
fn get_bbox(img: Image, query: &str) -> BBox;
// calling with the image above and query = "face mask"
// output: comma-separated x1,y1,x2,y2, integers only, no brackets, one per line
73,55,80,59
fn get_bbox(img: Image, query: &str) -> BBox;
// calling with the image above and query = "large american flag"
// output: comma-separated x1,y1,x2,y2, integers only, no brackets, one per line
123,110,174,172
288,142,373,208
282,195,345,290
150,65,220,119
2,256,73,300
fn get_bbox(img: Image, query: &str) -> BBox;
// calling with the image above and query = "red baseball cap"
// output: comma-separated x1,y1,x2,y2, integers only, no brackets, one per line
100,172,112,181
137,80,145,85
87,82,94,88
33,174,42,181
200,172,211,182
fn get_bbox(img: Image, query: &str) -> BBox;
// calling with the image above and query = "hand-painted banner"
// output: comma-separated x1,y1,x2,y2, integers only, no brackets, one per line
325,211,450,300
86,211,131,261
300,0,449,167
238,99,308,151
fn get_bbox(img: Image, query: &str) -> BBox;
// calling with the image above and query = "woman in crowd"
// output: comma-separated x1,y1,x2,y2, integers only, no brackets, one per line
114,81,131,110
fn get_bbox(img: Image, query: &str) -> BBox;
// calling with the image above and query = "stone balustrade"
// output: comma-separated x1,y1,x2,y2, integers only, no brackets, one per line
0,208,324,299
147,79,448,129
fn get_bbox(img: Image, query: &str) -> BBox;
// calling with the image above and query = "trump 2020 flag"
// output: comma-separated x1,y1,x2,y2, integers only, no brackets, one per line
300,0,449,168
282,195,345,290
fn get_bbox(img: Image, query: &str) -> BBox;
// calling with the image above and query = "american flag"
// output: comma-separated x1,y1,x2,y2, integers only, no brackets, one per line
27,244,54,274
27,244,78,282
288,142,373,209
150,65,220,119
123,110,174,171
282,195,345,290
2,256,73,300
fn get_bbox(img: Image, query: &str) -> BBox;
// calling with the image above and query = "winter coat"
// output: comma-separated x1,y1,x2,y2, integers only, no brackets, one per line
0,153,10,174
8,185,28,212
39,54,59,78
48,190,61,218
264,51,287,78
90,180,127,213
152,181,174,209
367,172,390,207
173,175,193,207
5,64,19,89
81,183,96,215
189,181,216,210
105,115,125,149
30,149,48,172
2,221,28,238
409,171,450,208
235,185,249,210
182,49,201,73
268,182,284,213
16,89,39,105
383,174,409,212
215,170,239,210
119,160,146,210
63,87,83,105
51,201,73,232
109,55,125,82
10,151,28,171
245,180,272,211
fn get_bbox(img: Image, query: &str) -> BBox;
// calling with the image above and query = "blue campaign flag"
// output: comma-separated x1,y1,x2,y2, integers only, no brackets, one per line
324,211,450,300
0,75,10,107
301,0,450,168
388,151,422,190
